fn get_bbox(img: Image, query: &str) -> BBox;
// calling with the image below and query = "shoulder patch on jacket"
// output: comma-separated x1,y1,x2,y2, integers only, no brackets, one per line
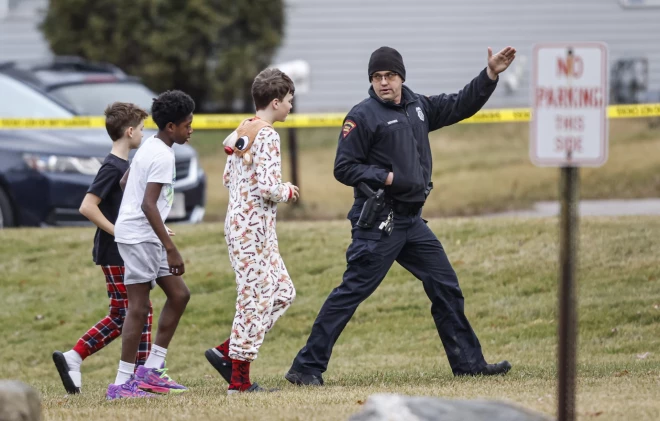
342,120,357,138
416,106,425,122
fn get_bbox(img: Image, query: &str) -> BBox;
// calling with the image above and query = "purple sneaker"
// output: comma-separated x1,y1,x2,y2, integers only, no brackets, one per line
106,378,155,400
135,365,188,394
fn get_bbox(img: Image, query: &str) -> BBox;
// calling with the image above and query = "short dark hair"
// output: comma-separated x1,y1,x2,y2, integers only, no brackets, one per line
251,68,295,111
151,90,196,130
104,102,148,141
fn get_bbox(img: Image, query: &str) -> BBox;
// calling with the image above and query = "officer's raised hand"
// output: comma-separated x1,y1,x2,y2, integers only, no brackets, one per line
486,46,517,80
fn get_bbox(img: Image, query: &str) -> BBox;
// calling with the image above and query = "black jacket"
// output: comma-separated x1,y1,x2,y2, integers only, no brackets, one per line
334,67,498,204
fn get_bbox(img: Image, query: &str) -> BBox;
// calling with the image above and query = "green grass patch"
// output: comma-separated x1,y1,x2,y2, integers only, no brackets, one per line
1,216,659,419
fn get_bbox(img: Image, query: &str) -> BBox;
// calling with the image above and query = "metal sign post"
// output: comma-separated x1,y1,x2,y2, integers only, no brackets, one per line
531,42,609,421
273,60,310,207
557,163,579,421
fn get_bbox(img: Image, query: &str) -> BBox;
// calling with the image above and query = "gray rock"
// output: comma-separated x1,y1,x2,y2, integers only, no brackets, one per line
0,380,42,421
349,394,553,421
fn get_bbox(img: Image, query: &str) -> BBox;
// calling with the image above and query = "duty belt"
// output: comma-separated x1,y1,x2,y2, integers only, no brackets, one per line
388,200,424,216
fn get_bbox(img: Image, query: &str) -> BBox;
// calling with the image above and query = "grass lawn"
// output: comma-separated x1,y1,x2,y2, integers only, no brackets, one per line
1,216,659,420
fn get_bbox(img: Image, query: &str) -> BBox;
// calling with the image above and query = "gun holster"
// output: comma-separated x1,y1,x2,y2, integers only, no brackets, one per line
424,182,434,199
356,182,386,229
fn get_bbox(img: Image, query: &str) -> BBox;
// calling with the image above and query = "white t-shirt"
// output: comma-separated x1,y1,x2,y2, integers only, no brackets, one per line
115,135,176,245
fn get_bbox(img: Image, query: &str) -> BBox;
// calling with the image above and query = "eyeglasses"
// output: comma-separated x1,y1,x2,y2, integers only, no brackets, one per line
370,72,399,82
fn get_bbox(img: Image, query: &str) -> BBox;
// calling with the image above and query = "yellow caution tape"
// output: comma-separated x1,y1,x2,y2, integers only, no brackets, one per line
459,103,660,123
607,103,660,119
188,113,349,129
460,108,531,124
1,104,658,129
0,116,107,129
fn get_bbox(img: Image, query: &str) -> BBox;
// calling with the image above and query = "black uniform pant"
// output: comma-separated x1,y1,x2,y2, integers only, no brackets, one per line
291,212,487,376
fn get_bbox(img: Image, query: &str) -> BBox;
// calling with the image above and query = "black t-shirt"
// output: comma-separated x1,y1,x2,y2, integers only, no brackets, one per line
88,154,129,266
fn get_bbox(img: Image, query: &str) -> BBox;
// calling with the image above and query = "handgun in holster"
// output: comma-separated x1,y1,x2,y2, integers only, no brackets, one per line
356,182,386,229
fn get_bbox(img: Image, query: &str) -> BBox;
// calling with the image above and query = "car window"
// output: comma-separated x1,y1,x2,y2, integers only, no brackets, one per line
0,73,74,118
50,83,156,115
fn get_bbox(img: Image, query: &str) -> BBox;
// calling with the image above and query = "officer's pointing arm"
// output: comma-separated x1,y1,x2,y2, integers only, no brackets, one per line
425,68,498,131
333,116,389,187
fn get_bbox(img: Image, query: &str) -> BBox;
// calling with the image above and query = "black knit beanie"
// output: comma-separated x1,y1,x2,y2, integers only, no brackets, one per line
368,46,406,81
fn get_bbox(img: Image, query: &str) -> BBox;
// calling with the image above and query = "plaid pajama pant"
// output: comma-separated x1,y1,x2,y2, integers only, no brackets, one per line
72,265,152,366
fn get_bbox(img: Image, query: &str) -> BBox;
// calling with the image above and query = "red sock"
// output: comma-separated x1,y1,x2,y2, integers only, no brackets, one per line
215,338,231,361
72,342,90,360
228,359,251,391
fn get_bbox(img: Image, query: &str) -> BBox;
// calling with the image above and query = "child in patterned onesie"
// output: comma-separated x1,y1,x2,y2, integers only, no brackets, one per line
205,68,299,394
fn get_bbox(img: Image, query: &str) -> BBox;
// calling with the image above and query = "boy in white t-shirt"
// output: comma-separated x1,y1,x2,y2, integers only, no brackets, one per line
106,90,195,400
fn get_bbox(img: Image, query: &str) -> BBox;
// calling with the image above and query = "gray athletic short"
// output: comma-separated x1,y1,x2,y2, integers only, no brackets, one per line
117,242,171,286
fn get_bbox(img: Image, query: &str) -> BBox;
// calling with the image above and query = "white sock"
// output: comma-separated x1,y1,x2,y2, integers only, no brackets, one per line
144,344,167,369
63,350,83,388
114,360,135,385
63,350,82,372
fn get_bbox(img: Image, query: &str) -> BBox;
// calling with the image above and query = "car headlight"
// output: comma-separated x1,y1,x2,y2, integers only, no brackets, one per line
23,154,103,175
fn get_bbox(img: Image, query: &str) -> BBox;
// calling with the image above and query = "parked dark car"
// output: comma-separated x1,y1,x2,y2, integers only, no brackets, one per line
0,70,206,228
0,56,156,116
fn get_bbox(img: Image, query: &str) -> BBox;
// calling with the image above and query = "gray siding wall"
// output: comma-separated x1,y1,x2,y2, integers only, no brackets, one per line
273,0,660,112
3,0,658,112
0,0,51,62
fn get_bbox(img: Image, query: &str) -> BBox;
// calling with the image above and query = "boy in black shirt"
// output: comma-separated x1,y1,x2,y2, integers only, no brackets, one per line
52,102,151,394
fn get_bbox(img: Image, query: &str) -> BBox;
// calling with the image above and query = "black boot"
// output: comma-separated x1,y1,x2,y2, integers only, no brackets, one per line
472,360,512,376
285,368,324,386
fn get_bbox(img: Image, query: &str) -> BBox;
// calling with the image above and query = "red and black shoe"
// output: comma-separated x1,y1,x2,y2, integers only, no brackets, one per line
204,348,232,384
227,382,279,395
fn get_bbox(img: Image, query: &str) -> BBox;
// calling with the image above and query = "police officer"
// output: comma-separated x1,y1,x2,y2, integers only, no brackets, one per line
285,46,517,385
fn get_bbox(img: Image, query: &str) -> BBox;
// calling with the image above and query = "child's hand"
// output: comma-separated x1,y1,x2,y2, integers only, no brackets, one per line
166,225,176,236
167,248,185,276
286,183,300,202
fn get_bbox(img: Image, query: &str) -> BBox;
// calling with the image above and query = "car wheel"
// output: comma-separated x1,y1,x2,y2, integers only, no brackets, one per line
0,188,15,228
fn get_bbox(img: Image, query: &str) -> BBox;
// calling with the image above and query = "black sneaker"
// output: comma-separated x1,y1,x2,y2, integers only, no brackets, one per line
474,360,512,376
227,383,279,395
205,348,232,384
52,351,80,394
284,368,324,386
